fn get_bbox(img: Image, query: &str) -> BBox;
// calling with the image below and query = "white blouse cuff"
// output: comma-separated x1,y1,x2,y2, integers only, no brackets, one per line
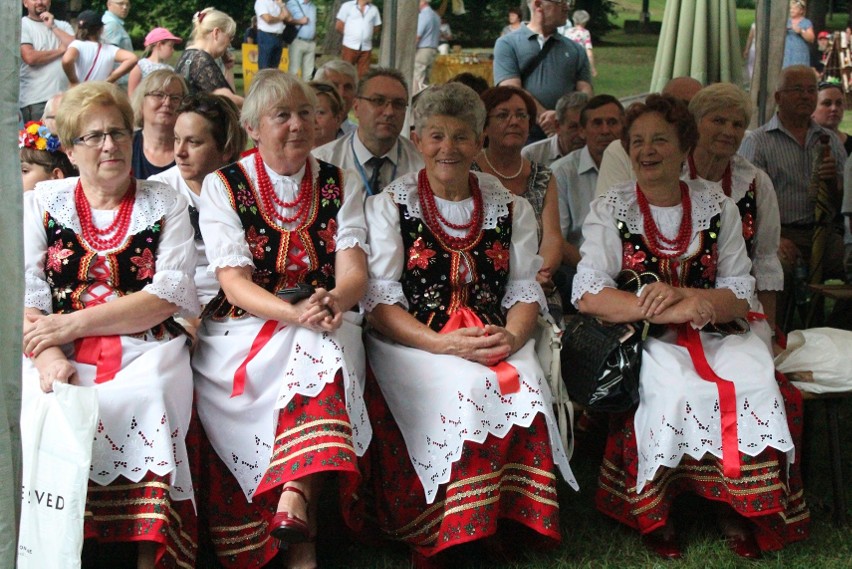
571,269,615,308
336,228,370,254
143,269,202,317
752,255,784,291
24,274,53,313
363,279,408,312
502,279,547,312
716,276,755,300
207,255,255,274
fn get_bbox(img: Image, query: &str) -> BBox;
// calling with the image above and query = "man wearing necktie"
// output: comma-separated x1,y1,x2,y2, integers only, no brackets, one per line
314,67,424,194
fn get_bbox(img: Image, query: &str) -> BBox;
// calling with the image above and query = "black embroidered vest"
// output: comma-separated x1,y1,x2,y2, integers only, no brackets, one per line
734,179,758,258
398,199,513,331
618,212,723,290
204,159,344,320
42,212,181,339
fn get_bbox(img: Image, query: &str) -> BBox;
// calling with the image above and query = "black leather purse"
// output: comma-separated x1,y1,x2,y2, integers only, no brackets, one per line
560,270,658,412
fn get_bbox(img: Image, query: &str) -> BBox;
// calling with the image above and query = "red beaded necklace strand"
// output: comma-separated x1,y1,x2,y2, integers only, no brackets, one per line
254,151,313,225
417,169,484,250
75,178,136,250
687,152,732,196
635,181,693,259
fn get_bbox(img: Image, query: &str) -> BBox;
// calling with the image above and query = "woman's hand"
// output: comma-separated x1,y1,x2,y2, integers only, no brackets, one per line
536,267,555,295
23,312,80,357
38,357,78,393
440,326,514,366
652,295,716,329
296,288,342,332
636,282,687,318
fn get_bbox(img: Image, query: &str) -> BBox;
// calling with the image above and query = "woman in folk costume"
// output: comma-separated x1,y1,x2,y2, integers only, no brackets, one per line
357,82,575,569
22,81,200,568
192,69,370,569
573,94,808,560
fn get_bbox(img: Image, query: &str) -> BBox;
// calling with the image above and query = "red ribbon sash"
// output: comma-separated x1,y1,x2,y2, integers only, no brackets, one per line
439,307,520,395
231,320,282,398
676,325,741,479
75,336,123,384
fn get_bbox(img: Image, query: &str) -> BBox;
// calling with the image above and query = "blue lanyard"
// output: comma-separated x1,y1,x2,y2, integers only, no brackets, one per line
350,135,399,196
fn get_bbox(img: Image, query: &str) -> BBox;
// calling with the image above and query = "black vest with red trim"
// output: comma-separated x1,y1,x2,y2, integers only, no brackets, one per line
204,159,343,320
42,211,181,338
397,197,513,332
734,180,758,258
618,212,723,290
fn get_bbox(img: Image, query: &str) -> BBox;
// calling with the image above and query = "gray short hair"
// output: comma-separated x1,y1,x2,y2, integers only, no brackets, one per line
777,64,817,91
356,67,410,98
241,69,318,133
688,83,752,125
315,59,358,86
556,91,589,125
572,10,590,26
412,82,486,136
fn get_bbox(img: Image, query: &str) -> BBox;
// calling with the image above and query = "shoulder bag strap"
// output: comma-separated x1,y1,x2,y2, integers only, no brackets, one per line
519,35,556,82
83,43,103,82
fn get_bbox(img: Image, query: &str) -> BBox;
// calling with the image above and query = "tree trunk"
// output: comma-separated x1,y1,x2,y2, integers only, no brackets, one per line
379,0,418,91
322,0,344,57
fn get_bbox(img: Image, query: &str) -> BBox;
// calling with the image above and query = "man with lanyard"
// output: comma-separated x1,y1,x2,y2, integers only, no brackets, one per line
102,0,133,89
286,0,317,80
413,0,441,93
20,0,74,121
313,67,423,195
336,0,382,78
493,0,592,143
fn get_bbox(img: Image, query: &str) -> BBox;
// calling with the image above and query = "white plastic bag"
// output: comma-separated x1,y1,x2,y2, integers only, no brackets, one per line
774,327,852,394
17,382,98,569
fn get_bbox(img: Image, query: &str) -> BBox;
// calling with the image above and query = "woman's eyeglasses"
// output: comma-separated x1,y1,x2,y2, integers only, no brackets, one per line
72,129,131,147
145,91,184,105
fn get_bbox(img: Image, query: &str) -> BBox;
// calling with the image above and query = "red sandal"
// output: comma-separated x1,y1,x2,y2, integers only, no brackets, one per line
269,486,311,544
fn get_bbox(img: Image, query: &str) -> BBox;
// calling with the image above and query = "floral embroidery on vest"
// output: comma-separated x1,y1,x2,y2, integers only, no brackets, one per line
617,212,722,289
737,178,758,257
204,159,343,320
398,200,513,332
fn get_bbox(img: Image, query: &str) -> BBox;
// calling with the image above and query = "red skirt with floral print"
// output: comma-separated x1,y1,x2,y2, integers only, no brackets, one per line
352,373,561,558
595,371,810,551
198,373,362,569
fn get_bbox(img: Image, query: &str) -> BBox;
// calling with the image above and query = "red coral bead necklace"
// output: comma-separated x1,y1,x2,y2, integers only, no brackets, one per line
75,178,136,250
254,151,312,225
418,169,483,250
635,181,692,259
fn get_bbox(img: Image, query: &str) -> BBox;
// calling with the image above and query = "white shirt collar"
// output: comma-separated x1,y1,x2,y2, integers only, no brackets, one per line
353,131,400,166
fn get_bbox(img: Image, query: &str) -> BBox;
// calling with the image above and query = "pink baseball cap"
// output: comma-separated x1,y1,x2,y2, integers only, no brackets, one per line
144,27,182,48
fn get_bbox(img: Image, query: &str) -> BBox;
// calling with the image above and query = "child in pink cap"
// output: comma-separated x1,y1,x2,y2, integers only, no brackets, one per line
128,27,182,96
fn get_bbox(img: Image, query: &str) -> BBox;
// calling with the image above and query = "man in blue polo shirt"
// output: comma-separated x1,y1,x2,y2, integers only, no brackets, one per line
494,0,592,142
286,0,317,79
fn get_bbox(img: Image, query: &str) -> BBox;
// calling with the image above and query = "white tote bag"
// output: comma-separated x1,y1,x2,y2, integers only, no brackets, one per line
775,327,852,394
17,382,98,569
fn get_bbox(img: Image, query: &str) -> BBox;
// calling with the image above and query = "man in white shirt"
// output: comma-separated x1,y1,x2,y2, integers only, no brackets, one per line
551,94,624,310
315,59,359,136
521,91,588,168
102,0,133,88
313,68,424,195
413,0,441,93
20,0,74,121
336,0,382,78
255,0,306,70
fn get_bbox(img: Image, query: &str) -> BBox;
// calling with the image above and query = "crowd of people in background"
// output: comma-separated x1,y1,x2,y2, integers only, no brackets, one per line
15,0,852,567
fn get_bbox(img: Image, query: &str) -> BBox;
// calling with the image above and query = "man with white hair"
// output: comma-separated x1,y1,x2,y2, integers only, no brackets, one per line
315,59,359,136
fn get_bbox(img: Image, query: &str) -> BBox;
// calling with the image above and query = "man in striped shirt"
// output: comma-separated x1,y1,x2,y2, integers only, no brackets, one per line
739,65,847,315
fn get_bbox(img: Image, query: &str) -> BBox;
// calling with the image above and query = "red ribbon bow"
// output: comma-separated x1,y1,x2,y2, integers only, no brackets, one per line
75,336,123,384
439,307,520,395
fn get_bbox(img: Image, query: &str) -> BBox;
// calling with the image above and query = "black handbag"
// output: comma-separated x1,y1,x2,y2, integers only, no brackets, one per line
561,315,644,412
560,269,658,412
280,24,300,45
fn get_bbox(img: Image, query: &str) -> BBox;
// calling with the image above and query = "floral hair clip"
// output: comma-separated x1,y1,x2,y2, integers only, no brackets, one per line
19,121,62,153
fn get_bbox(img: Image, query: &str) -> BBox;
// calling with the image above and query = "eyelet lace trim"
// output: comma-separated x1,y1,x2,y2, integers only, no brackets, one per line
145,269,202,317
503,280,547,311
384,172,512,229
207,254,255,274
603,179,724,236
363,279,408,312
571,269,612,307
336,229,369,254
25,272,52,313
715,276,754,300
36,179,181,242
